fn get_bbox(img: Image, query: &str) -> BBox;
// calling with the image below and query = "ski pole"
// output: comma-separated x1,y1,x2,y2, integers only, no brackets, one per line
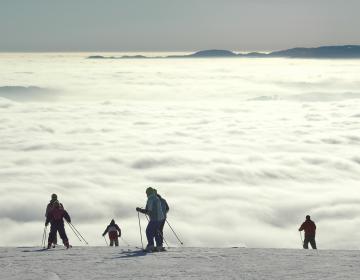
66,221,82,242
145,215,169,247
103,235,108,246
41,227,45,248
166,220,183,245
137,212,144,249
69,222,89,245
41,226,47,248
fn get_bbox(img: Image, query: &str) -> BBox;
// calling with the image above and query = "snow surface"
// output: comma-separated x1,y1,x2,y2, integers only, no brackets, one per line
0,246,358,280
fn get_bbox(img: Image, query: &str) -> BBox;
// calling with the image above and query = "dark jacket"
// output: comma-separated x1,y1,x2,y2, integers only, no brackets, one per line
45,199,64,217
46,207,71,226
299,220,316,237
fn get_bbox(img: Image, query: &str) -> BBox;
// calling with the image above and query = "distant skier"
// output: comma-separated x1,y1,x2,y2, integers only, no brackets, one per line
298,215,317,249
156,191,169,251
136,187,165,252
45,194,64,247
102,219,122,246
45,200,72,249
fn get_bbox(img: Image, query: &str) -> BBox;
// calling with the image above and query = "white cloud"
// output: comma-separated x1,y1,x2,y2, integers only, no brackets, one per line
0,56,359,249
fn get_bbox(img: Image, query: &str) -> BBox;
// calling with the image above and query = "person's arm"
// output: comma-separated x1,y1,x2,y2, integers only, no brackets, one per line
145,198,153,215
116,225,121,237
45,213,50,226
136,207,148,214
102,226,109,236
45,204,50,217
164,199,169,213
136,198,151,214
64,211,71,223
298,222,304,231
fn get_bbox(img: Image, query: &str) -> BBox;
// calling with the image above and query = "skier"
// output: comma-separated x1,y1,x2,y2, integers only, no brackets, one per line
45,200,72,249
298,215,317,249
102,219,122,246
136,187,165,252
156,191,169,251
45,194,64,247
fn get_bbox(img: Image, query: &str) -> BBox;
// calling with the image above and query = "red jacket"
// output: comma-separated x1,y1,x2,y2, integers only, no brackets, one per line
299,220,316,236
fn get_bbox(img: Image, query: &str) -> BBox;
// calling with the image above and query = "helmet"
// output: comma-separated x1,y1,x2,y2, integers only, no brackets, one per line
306,215,310,220
146,187,153,196
51,193,57,200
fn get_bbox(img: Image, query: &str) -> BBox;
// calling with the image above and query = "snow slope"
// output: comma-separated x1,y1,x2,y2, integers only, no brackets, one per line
0,246,358,280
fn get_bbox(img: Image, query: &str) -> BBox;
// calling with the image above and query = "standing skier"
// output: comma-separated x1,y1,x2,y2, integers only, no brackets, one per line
45,194,64,247
102,219,121,246
156,191,169,251
45,200,72,249
136,187,165,252
298,215,317,249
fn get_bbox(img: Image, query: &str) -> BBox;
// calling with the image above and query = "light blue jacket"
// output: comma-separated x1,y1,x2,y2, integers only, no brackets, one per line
146,193,165,221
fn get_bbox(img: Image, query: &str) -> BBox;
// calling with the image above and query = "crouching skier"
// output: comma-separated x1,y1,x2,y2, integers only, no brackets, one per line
102,219,121,246
45,200,72,249
136,187,165,252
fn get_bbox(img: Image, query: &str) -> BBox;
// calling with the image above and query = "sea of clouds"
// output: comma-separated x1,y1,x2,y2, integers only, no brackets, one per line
0,54,359,249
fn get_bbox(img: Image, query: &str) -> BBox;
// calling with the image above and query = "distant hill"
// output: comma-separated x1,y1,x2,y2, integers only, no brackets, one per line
189,49,237,57
268,45,360,58
87,45,360,59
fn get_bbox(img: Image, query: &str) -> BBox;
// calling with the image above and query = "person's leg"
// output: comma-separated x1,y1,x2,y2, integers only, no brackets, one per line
145,221,157,249
115,237,119,247
58,223,70,248
110,239,114,246
310,237,317,249
47,224,57,248
156,219,165,247
155,221,163,247
303,236,309,249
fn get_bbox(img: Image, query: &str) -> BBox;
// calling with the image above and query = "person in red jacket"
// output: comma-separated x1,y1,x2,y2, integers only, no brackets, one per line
102,219,121,246
298,215,317,249
45,200,71,249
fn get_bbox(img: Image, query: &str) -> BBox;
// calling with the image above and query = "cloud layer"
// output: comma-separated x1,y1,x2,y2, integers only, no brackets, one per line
0,55,359,249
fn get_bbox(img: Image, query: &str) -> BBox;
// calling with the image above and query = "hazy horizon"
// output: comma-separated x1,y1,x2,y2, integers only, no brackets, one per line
1,0,360,52
0,44,359,54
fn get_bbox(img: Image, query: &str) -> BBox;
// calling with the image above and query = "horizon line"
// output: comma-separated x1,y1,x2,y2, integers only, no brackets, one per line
0,44,359,54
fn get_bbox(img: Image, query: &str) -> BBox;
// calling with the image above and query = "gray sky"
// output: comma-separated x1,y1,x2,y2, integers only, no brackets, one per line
1,0,359,52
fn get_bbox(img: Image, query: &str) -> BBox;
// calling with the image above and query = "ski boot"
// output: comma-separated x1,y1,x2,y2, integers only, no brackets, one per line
64,241,72,249
144,244,155,253
156,246,166,252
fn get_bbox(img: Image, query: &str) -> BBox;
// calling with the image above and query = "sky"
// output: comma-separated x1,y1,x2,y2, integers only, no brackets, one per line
1,0,360,52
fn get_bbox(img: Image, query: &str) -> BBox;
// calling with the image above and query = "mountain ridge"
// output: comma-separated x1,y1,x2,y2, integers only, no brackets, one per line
87,45,360,59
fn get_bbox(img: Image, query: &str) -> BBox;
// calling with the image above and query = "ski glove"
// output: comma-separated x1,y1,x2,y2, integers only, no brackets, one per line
136,207,147,214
